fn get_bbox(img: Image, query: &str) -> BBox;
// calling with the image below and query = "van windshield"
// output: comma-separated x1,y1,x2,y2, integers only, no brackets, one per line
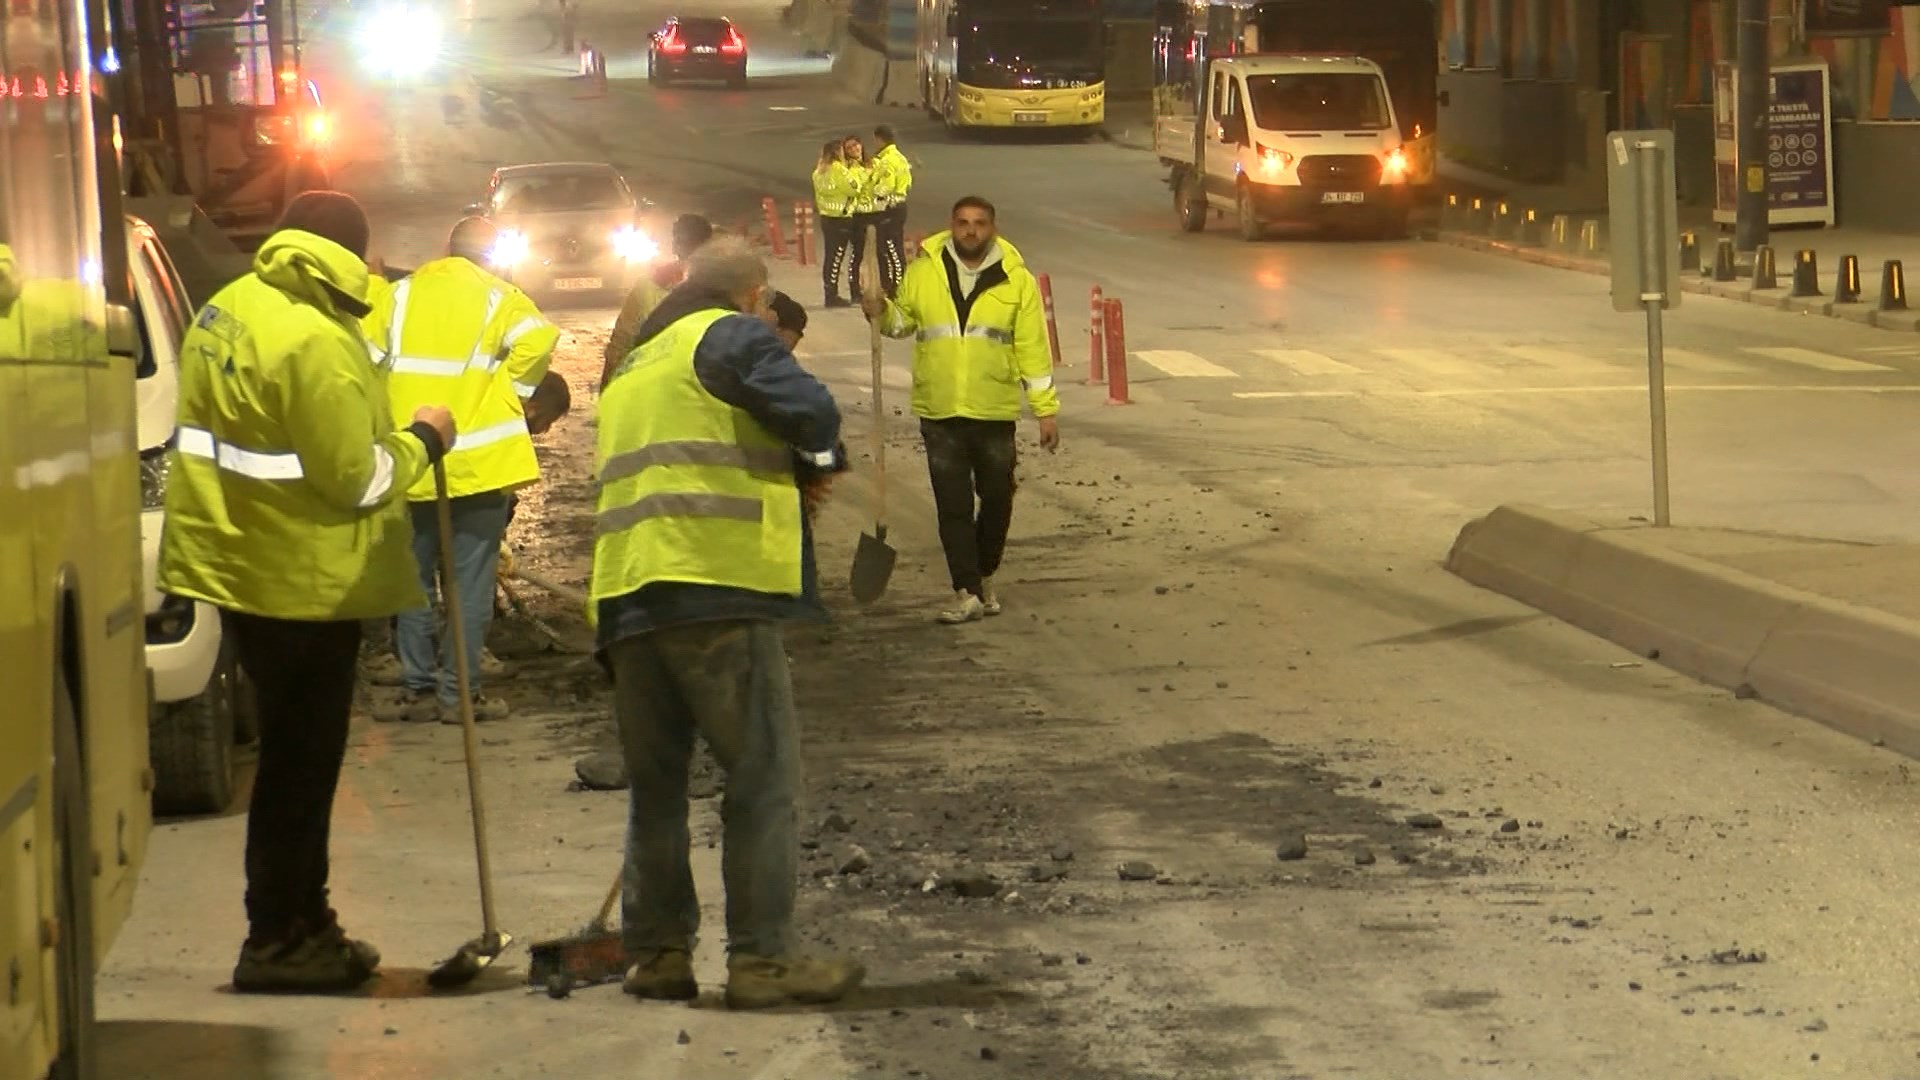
1245,72,1391,131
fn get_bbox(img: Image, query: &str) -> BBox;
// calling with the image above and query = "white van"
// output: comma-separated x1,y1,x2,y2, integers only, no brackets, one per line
1156,54,1414,240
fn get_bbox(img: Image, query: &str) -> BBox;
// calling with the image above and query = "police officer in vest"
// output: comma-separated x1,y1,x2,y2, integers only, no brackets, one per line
367,217,559,724
157,192,457,992
591,236,864,1010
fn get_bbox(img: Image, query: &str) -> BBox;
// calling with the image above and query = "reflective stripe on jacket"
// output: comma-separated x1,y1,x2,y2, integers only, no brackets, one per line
876,230,1059,421
813,162,857,218
588,307,808,621
872,144,912,210
368,256,558,500
157,229,432,620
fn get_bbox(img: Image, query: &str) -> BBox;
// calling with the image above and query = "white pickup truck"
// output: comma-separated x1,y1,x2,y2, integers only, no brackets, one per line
1157,53,1416,240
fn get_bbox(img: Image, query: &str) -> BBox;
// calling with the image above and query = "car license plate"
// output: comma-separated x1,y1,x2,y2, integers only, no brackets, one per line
555,276,603,290
1321,191,1365,205
1013,111,1047,124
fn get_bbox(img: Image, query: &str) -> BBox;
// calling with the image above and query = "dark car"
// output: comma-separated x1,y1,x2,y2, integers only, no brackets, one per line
647,15,749,88
464,162,661,303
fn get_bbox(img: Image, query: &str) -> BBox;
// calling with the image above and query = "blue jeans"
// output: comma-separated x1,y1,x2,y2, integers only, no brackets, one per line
397,492,509,706
607,619,800,958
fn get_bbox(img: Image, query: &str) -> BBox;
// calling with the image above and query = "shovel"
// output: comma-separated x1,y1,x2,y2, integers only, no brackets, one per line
850,230,896,604
525,869,630,991
426,459,515,989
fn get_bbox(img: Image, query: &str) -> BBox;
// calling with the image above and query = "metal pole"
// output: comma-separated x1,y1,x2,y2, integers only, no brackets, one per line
1734,0,1769,254
1635,139,1671,527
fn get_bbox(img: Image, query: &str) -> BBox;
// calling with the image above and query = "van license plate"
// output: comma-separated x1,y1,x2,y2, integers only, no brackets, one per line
555,277,603,290
1321,191,1365,204
1013,111,1047,124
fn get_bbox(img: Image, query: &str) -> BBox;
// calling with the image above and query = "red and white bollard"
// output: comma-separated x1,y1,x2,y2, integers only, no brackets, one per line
1036,272,1063,372
761,196,788,258
1087,284,1105,384
1102,297,1129,406
792,202,814,266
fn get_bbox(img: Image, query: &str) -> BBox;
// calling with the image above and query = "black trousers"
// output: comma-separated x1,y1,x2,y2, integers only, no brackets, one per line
875,205,907,297
920,417,1017,597
228,611,362,944
821,215,855,300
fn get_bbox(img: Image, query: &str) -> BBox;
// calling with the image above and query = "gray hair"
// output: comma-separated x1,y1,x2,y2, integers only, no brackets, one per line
447,216,498,261
682,235,768,297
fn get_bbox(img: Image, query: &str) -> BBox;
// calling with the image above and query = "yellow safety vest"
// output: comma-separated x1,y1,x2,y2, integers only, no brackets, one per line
589,308,805,619
369,257,558,500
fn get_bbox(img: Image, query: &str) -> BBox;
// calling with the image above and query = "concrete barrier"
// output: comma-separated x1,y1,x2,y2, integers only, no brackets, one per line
831,37,887,104
1446,504,1920,759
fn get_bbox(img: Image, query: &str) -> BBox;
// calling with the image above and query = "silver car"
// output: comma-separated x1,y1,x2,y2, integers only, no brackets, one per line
463,162,660,301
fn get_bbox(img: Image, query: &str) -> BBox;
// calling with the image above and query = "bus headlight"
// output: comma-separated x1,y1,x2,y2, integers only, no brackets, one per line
611,226,658,262
488,229,529,268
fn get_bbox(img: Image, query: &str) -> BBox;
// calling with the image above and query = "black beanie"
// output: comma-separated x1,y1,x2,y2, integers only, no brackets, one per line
276,191,371,260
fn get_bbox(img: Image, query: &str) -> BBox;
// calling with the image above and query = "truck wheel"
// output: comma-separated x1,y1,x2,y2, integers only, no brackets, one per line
48,671,96,1080
1175,172,1205,233
150,645,240,816
1236,185,1265,242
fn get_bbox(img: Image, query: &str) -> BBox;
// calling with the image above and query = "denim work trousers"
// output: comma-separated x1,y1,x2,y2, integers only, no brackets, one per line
920,416,1018,597
397,491,510,706
607,619,801,958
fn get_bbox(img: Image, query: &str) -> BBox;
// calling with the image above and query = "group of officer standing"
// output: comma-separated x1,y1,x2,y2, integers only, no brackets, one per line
812,124,912,305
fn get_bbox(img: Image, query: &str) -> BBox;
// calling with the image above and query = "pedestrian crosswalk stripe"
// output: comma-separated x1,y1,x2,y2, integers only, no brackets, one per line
1373,347,1464,375
1741,346,1896,373
1133,349,1239,378
1253,348,1365,376
1500,345,1611,371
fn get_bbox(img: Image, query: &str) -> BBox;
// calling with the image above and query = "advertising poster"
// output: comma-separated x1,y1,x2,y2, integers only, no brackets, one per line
1710,61,1837,227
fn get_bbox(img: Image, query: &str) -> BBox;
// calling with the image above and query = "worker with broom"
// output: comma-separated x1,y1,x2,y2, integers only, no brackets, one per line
590,236,865,1009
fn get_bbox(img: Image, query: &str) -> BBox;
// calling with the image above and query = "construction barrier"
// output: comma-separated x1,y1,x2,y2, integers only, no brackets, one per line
761,197,788,258
1101,298,1129,406
1086,284,1104,384
793,202,814,266
1036,272,1063,371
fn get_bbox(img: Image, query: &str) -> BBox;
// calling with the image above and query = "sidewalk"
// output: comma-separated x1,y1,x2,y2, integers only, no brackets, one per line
1448,505,1920,762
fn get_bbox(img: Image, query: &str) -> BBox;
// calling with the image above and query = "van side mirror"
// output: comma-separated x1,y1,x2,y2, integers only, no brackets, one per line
105,302,143,366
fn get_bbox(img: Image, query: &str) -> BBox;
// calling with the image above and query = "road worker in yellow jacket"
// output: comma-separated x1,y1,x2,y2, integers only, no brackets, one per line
156,192,457,994
365,215,559,724
863,194,1059,625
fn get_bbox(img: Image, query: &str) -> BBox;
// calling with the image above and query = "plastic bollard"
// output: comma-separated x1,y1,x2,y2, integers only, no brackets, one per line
1087,284,1105,384
792,202,811,266
761,197,787,258
1836,254,1861,303
1789,249,1820,297
1881,260,1907,311
1101,298,1130,406
1036,272,1063,371
1712,237,1737,281
1751,245,1778,290
1678,230,1699,272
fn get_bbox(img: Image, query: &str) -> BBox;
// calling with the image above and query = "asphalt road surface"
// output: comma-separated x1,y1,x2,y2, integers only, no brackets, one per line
96,0,1920,1077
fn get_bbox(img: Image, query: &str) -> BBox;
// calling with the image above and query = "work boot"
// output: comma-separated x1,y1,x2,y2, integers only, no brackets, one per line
724,951,865,1010
361,653,405,687
233,925,379,994
937,590,985,625
369,689,437,724
440,694,511,725
622,948,699,1001
980,578,1002,617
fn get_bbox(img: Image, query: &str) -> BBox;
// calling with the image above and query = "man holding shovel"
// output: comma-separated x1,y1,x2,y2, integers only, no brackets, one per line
590,237,863,1009
863,195,1059,624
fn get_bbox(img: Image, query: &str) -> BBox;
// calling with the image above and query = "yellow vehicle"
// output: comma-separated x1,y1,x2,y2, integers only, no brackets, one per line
2,0,155,1075
919,0,1108,132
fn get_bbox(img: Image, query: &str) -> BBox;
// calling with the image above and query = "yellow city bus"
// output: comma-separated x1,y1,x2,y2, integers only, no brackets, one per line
2,0,154,1073
920,0,1108,131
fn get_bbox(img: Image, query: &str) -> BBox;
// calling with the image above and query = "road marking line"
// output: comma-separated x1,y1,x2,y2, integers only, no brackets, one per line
1229,384,1920,400
1741,345,1896,373
1253,348,1365,376
1134,349,1239,378
1500,345,1612,371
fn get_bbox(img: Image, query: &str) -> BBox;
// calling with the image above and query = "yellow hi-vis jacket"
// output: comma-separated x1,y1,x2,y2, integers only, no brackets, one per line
158,229,434,620
588,308,806,622
871,143,912,210
876,231,1059,421
367,256,558,500
812,161,859,219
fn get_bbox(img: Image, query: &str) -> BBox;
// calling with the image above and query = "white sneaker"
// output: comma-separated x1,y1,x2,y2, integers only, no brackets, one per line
980,578,1002,617
937,590,986,625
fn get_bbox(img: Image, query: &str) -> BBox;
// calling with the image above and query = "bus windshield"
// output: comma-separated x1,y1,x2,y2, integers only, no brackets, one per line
1245,72,1391,131
960,20,1103,88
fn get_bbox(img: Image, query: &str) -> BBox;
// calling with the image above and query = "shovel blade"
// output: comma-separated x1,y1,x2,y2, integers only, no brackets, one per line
850,529,896,604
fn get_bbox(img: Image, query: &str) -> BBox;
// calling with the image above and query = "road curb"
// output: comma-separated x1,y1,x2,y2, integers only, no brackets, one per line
1438,230,1920,336
1446,504,1920,760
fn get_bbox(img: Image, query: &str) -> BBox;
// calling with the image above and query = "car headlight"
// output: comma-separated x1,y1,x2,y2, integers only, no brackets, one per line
611,226,658,262
488,229,529,268
140,449,170,511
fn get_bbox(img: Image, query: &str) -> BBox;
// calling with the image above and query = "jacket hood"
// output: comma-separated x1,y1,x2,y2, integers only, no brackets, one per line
631,282,739,352
916,230,1026,272
254,229,372,319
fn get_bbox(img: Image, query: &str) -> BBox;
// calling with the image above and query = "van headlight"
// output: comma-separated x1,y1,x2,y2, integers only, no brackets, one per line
611,226,658,262
139,450,170,511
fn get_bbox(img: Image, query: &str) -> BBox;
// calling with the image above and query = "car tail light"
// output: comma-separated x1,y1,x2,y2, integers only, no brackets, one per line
721,26,744,53
659,26,685,53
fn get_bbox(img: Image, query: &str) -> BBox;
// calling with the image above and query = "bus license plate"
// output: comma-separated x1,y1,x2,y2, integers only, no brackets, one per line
1013,111,1048,124
555,277,603,290
1321,191,1365,205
